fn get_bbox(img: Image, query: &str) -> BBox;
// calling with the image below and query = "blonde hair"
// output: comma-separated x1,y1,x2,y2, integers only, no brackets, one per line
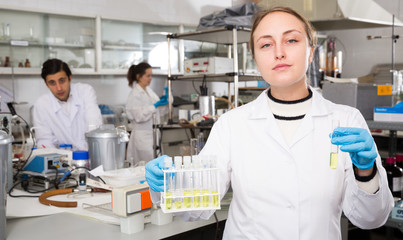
249,6,316,57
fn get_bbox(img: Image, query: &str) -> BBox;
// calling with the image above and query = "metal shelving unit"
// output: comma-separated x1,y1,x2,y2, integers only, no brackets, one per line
367,120,403,156
166,25,262,122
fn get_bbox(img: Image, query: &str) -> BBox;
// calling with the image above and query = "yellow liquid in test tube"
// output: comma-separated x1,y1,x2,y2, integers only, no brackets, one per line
175,200,182,209
166,192,172,210
202,189,210,207
184,190,192,208
212,191,219,207
330,152,338,169
193,190,201,208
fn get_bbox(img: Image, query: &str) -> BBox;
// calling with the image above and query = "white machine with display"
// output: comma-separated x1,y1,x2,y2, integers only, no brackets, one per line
184,57,233,75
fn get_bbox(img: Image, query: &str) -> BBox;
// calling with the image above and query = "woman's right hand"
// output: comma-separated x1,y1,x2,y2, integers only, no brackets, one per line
145,155,168,192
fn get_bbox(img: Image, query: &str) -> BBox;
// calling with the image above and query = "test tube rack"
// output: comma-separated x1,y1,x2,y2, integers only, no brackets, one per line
160,167,221,213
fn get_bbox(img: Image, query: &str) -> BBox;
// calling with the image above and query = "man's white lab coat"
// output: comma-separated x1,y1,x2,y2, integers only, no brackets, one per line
175,88,393,240
33,83,102,150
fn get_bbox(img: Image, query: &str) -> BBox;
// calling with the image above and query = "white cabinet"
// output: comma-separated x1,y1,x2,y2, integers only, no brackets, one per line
0,8,184,75
0,9,95,74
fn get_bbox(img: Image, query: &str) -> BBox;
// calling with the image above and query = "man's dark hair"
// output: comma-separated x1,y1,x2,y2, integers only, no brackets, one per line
41,58,72,81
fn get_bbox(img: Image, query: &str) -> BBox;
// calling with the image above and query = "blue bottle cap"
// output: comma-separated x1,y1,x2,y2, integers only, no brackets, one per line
59,144,73,149
73,150,89,160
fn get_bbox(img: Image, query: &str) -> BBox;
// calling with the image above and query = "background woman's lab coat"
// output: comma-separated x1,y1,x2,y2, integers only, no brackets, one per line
125,83,165,165
166,87,393,240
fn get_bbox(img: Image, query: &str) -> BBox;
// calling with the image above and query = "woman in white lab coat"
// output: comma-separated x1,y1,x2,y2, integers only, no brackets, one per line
145,7,394,240
125,62,168,166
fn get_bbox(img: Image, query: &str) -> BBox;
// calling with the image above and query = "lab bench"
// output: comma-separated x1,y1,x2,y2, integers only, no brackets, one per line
6,209,228,240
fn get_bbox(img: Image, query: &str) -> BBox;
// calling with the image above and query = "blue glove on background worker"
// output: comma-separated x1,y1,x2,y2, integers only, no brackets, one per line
145,155,167,192
331,127,377,170
154,86,169,108
154,98,168,108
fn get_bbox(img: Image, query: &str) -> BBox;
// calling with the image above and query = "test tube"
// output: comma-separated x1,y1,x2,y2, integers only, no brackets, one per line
192,155,202,208
201,155,211,207
209,155,219,207
164,156,173,210
183,156,193,208
330,120,340,169
174,156,183,209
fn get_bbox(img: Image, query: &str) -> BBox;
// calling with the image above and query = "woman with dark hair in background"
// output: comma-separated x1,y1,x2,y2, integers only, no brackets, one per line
125,62,168,166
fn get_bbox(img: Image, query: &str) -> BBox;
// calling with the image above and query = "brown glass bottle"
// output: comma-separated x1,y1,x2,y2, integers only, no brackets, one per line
385,157,403,198
4,56,10,67
396,154,403,169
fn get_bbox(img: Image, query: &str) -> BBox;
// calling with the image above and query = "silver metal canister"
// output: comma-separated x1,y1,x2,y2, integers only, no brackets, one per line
85,125,129,171
199,96,215,117
0,130,13,240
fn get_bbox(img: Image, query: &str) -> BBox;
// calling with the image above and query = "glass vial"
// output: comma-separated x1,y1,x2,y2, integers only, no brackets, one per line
209,155,219,207
192,155,202,208
164,156,173,210
174,156,183,209
183,156,193,208
201,155,210,207
330,119,340,169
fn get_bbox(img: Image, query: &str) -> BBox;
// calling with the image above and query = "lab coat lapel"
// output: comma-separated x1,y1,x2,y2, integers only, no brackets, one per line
249,90,290,152
290,88,330,147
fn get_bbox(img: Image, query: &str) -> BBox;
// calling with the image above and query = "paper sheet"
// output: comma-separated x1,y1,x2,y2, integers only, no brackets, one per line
7,189,120,225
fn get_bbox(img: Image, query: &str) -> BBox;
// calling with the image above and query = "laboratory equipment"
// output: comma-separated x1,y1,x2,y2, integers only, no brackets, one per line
199,95,215,117
330,120,339,169
164,156,173,210
173,156,183,209
72,150,90,175
322,82,392,120
112,182,152,234
161,155,220,213
183,156,192,208
0,130,13,240
184,57,233,75
85,124,129,171
23,153,69,174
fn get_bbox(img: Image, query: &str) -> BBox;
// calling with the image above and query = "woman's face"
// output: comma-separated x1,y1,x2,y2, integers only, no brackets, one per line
137,68,153,89
253,12,314,90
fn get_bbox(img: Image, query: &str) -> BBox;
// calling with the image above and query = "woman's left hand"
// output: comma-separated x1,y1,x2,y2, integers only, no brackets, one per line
331,127,377,170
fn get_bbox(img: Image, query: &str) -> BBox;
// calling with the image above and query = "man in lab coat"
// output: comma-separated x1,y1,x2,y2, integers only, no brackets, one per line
32,58,102,150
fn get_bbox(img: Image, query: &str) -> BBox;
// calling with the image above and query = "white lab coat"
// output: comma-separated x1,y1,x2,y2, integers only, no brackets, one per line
125,83,166,165
33,83,102,150
169,87,393,240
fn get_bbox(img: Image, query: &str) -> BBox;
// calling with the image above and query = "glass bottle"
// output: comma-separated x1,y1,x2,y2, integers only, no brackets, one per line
385,157,403,199
396,154,403,169
4,56,9,67
24,59,30,68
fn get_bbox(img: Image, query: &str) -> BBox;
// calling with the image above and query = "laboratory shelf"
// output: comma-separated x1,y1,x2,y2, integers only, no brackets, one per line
169,73,262,83
168,25,251,44
366,120,403,131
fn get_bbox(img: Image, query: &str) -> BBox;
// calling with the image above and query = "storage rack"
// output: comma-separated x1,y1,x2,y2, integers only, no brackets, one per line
166,25,262,122
366,120,403,157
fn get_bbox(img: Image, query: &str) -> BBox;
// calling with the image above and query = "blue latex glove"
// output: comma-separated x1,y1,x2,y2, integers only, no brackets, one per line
153,98,168,108
145,155,168,192
331,127,377,170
